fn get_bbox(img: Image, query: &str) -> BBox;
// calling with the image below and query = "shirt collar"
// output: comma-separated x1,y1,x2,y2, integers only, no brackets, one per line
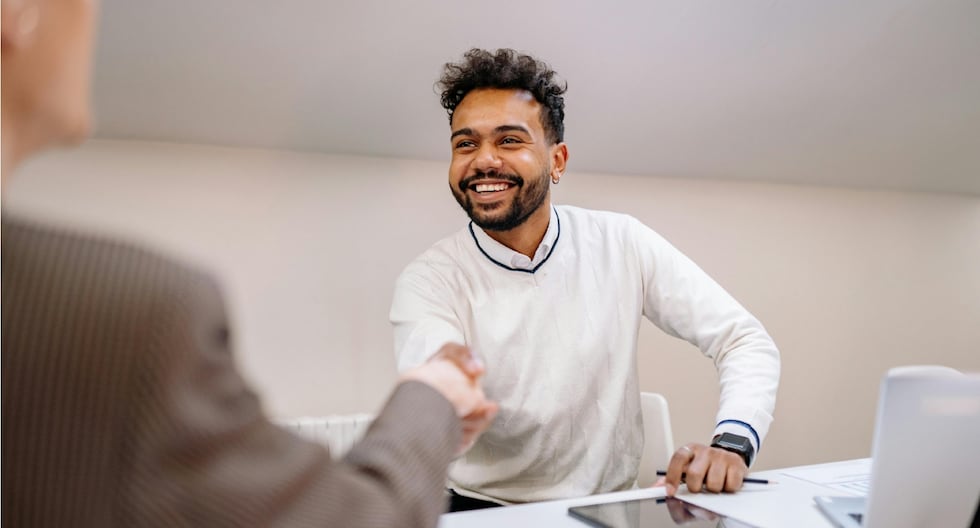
470,206,560,272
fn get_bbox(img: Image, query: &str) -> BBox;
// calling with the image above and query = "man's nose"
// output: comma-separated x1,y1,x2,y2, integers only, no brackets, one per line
472,143,503,172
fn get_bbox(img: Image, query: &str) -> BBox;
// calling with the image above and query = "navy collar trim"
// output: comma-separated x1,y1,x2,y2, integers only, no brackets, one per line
468,208,561,275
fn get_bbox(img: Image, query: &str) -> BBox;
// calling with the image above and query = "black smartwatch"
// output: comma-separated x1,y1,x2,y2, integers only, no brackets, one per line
710,432,754,467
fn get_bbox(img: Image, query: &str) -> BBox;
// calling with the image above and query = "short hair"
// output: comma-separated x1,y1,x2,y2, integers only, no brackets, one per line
437,48,567,144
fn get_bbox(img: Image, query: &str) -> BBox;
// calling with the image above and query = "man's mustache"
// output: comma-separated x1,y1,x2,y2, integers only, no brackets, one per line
459,172,523,192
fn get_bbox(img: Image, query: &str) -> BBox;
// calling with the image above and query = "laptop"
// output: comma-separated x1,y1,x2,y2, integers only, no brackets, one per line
814,366,980,528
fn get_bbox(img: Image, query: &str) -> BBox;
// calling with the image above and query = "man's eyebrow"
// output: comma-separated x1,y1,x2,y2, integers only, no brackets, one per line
450,125,531,140
494,125,530,136
450,128,474,140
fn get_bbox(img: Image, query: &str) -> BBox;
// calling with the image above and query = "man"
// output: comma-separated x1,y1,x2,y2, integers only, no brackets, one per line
1,1,496,526
390,48,781,508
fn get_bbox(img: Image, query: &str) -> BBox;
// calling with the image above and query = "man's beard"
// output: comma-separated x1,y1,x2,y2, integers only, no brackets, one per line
452,167,550,232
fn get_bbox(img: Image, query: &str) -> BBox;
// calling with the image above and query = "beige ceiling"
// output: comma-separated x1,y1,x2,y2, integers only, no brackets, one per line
92,0,980,195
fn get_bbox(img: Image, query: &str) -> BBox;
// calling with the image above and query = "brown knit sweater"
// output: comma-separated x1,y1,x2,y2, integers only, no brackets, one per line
2,217,460,527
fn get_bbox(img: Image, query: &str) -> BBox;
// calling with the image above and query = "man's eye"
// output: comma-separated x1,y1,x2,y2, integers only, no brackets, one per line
455,140,476,149
501,137,522,144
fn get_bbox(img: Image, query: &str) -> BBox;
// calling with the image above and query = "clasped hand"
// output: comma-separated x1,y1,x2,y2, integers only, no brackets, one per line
399,343,498,456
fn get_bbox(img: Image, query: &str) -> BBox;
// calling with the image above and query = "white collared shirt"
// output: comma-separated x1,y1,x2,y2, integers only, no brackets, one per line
468,206,560,271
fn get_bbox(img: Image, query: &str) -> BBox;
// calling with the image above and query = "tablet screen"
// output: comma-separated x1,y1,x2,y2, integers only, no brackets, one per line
568,496,746,528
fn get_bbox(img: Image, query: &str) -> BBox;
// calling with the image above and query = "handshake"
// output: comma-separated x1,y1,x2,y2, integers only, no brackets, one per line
399,343,499,455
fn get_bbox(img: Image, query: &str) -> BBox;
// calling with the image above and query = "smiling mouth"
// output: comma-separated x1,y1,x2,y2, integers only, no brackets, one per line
471,182,514,193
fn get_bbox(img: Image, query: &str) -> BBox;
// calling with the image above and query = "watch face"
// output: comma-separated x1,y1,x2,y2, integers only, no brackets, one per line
716,433,749,450
712,433,754,466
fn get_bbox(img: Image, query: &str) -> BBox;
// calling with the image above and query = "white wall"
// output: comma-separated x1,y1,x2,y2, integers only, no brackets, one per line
5,139,979,470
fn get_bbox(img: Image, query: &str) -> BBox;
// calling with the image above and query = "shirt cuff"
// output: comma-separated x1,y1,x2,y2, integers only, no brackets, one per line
713,420,760,464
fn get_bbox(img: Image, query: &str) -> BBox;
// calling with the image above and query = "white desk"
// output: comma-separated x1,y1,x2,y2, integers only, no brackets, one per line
439,459,870,528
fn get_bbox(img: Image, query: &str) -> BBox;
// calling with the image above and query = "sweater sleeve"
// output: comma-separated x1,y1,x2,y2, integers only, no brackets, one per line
630,217,780,457
390,262,467,372
124,270,460,527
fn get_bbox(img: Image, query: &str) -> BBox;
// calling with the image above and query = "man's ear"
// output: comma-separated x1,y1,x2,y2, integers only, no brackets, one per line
550,142,569,182
1,0,40,52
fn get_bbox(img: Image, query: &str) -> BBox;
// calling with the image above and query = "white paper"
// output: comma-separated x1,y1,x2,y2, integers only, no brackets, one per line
779,458,871,496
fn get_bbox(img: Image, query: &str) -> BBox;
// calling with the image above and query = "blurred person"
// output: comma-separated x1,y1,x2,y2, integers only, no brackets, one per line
1,1,497,526
390,48,780,509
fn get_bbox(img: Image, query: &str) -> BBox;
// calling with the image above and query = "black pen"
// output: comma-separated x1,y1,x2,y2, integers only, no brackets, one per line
655,470,775,485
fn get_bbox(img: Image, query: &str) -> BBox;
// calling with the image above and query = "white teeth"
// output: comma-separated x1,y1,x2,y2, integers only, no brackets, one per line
474,183,510,193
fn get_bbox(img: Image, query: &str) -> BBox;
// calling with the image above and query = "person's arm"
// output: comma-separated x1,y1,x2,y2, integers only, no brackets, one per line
390,262,466,372
122,271,467,528
631,218,780,494
390,265,498,455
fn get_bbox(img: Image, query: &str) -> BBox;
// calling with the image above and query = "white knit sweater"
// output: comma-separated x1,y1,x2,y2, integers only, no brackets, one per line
390,205,780,503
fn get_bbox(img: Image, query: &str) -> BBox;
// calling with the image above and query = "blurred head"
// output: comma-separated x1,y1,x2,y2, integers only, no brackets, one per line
1,0,98,178
438,49,569,232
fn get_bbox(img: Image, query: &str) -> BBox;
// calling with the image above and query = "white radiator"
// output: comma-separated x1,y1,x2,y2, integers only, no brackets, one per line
275,414,374,459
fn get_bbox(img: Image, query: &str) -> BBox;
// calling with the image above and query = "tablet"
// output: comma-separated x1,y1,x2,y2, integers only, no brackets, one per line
568,496,750,528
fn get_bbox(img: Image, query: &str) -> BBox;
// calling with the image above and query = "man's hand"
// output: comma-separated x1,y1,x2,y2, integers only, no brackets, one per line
398,343,498,455
658,443,747,497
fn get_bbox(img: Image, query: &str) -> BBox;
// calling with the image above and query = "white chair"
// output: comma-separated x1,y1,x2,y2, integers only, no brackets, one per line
636,392,675,488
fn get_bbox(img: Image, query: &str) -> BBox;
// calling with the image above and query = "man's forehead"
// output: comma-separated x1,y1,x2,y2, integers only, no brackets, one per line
451,88,542,130
460,87,536,105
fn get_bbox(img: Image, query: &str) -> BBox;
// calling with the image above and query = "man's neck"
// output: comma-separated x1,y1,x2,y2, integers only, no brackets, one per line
483,201,552,258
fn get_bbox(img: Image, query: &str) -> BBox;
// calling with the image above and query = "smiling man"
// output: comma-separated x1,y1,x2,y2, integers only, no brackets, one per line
390,48,781,510
446,87,564,254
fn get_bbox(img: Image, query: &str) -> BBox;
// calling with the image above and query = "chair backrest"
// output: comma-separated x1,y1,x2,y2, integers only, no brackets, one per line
274,414,374,459
636,392,675,488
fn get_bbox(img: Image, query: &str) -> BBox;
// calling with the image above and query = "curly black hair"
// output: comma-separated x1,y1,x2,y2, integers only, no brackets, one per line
438,48,567,144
